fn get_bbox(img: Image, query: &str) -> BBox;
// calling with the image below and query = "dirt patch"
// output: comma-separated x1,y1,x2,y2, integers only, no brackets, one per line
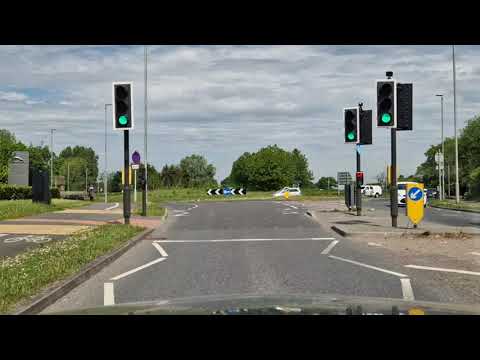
351,231,480,265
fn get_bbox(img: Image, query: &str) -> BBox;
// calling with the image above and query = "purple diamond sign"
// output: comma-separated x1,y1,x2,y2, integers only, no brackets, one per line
132,151,141,165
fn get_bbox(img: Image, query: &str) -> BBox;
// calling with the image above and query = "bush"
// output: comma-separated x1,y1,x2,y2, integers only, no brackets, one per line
0,184,32,200
50,188,60,199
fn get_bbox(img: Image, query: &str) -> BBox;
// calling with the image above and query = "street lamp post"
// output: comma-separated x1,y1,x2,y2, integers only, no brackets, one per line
104,103,112,203
144,45,149,215
50,129,56,188
452,45,460,203
436,94,444,200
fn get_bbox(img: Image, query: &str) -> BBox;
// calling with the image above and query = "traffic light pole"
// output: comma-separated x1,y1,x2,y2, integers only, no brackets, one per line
123,130,131,225
356,147,362,216
391,128,398,227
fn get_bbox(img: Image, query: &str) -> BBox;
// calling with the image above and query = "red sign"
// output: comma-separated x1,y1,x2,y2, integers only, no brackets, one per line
356,171,364,185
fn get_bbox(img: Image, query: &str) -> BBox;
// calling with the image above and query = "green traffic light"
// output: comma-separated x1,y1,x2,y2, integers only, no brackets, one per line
381,113,391,124
118,115,128,125
347,132,355,141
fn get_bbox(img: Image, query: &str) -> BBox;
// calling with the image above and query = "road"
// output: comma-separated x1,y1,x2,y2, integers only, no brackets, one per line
363,197,480,228
0,202,121,259
44,199,480,313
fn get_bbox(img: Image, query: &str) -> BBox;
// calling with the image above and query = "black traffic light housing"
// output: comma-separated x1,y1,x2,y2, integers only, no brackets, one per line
113,82,134,130
376,80,396,127
359,109,372,145
344,107,359,143
396,83,413,131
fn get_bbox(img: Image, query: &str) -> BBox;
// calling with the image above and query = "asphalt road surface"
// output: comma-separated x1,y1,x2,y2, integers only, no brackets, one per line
363,197,480,228
44,200,480,313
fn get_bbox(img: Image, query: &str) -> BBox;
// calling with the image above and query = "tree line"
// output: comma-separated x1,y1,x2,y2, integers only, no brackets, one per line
415,114,480,199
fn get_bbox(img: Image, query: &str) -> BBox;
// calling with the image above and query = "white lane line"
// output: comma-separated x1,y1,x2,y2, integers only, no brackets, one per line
289,205,298,209
104,282,115,305
283,211,299,215
405,265,480,276
110,257,167,281
190,204,199,210
174,213,189,217
152,242,168,257
104,202,120,211
172,210,184,213
368,242,384,247
400,278,415,301
321,240,339,255
154,237,336,243
329,255,408,278
469,252,480,256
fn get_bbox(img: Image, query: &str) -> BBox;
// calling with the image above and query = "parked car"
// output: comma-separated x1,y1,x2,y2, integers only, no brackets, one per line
273,187,301,198
362,185,383,198
397,182,427,207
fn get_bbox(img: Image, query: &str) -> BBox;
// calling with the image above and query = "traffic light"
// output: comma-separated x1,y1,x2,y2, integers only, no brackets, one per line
396,83,413,131
376,80,396,127
113,82,134,130
344,107,359,143
359,109,372,145
356,171,364,186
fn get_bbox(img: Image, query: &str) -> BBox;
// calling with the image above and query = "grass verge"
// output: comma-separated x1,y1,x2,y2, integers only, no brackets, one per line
0,199,88,221
0,224,143,314
133,202,166,217
430,199,480,213
101,188,342,205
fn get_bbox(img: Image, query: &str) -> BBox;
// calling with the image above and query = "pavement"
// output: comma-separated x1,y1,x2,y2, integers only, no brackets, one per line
0,201,155,259
43,199,480,313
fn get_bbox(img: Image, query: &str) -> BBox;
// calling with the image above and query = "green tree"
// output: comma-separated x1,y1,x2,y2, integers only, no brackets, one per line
0,129,26,183
227,145,314,191
316,177,337,189
57,146,99,191
179,154,217,188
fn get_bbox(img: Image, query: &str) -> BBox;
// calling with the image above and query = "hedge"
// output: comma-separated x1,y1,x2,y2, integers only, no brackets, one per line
0,185,60,200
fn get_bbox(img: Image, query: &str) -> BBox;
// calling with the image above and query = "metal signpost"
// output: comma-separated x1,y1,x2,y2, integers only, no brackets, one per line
132,151,140,204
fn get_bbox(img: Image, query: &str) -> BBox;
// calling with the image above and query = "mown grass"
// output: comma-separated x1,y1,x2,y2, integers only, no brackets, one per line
133,202,166,217
102,188,341,205
0,224,144,314
430,199,480,213
0,199,88,221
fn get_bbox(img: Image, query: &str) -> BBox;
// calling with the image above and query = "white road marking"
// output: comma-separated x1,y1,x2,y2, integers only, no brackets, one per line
289,205,298,209
368,242,384,247
321,240,339,255
172,210,184,213
174,213,189,217
104,202,120,211
104,282,115,306
329,255,408,278
110,257,167,281
405,265,480,276
469,252,480,256
152,242,168,257
154,237,335,243
400,278,415,301
283,211,299,215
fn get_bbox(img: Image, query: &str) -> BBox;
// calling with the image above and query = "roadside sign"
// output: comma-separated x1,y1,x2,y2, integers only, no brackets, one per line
132,151,141,165
406,183,424,226
132,164,140,170
337,172,352,185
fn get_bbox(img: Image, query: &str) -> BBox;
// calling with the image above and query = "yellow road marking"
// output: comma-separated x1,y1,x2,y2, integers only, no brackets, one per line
0,224,91,235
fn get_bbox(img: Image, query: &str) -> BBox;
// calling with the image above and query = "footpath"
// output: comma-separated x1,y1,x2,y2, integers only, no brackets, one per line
0,202,167,259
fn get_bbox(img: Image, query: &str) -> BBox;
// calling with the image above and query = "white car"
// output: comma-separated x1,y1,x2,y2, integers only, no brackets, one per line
397,182,427,207
362,185,383,198
273,187,301,198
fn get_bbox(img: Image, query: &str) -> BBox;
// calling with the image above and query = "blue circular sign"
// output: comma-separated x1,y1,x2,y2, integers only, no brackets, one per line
132,151,141,165
408,187,423,201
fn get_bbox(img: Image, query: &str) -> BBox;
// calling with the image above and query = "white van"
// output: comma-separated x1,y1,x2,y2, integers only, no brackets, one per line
362,185,383,198
397,182,427,207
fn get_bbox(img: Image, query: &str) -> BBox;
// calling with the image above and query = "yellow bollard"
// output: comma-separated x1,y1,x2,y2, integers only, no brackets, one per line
284,191,289,200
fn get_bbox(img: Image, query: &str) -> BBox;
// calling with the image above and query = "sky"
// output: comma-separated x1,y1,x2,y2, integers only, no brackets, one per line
0,45,478,183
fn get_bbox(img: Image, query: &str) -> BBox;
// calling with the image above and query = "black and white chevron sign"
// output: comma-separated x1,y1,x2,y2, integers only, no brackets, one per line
207,188,247,196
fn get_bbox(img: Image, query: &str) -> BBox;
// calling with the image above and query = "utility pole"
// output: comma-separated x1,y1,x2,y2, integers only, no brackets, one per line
436,94,444,200
452,45,460,203
85,166,88,192
448,162,451,198
356,103,363,217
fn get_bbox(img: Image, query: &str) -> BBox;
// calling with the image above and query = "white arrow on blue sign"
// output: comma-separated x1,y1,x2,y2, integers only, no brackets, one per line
408,187,423,201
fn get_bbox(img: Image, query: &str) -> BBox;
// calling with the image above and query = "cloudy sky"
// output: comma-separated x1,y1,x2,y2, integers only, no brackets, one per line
0,45,477,183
